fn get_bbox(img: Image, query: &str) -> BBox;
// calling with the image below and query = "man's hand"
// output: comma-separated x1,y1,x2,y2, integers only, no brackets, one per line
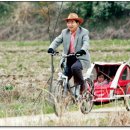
47,48,54,54
76,50,86,57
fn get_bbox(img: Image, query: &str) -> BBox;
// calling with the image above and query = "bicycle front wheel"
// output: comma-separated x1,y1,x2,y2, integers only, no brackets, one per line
52,80,65,117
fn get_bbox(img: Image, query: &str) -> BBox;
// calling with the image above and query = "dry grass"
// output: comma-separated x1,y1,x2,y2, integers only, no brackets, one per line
107,111,130,126
0,40,130,126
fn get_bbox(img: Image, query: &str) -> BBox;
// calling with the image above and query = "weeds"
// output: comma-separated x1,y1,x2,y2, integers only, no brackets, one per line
0,40,130,125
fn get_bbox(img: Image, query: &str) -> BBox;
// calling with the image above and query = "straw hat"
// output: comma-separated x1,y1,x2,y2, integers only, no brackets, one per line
64,13,84,24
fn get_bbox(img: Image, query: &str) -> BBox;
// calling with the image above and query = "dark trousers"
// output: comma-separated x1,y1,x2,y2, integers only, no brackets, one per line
64,56,84,86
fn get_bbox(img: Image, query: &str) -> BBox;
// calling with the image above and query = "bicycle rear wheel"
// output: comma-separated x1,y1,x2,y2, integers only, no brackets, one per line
80,78,94,114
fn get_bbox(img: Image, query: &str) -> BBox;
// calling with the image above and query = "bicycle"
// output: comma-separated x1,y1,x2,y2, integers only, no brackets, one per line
49,52,94,117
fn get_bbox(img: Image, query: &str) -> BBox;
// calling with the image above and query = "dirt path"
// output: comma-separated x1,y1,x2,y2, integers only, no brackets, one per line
0,106,127,126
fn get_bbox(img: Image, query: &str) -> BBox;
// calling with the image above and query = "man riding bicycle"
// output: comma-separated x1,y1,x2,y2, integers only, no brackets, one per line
48,13,91,99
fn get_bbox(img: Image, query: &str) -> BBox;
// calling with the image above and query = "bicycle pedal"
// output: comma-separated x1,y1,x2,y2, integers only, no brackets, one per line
75,95,82,103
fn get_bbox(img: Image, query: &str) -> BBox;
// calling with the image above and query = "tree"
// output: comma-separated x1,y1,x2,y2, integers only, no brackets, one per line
33,2,63,42
93,1,128,20
64,2,93,20
65,1,130,21
0,2,16,18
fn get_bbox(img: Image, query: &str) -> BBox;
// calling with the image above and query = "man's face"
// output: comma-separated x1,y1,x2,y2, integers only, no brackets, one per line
66,20,79,33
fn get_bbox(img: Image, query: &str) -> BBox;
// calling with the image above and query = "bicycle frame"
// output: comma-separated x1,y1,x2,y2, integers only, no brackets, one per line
57,72,68,95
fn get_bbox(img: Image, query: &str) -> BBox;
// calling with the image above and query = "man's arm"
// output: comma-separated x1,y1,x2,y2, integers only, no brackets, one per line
49,32,63,51
81,30,89,52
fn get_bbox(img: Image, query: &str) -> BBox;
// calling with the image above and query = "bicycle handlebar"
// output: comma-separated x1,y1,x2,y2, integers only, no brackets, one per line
49,52,80,58
49,51,59,56
62,53,76,58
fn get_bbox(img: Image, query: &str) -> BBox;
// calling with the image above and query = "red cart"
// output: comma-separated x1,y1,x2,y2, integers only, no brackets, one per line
85,62,130,110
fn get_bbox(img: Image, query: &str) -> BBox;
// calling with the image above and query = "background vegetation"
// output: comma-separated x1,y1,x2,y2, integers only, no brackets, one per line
0,1,130,41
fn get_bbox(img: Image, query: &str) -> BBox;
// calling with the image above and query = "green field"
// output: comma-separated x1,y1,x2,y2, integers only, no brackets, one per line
0,39,130,118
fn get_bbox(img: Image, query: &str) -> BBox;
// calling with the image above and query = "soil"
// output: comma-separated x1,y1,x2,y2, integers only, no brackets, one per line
0,106,127,126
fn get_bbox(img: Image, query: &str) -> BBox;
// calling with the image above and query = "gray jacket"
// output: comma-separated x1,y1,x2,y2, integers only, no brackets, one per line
48,26,91,71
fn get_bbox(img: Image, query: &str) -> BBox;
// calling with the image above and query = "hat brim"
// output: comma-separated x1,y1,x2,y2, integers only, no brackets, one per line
64,17,84,24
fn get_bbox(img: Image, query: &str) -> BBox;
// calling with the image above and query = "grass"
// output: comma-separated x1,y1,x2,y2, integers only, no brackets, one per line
0,41,50,47
0,89,55,118
0,39,130,122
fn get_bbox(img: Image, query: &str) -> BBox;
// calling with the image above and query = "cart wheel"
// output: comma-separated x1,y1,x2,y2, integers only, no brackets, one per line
80,78,94,114
124,83,130,111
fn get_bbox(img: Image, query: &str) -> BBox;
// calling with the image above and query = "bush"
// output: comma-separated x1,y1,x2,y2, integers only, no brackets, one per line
0,2,17,18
